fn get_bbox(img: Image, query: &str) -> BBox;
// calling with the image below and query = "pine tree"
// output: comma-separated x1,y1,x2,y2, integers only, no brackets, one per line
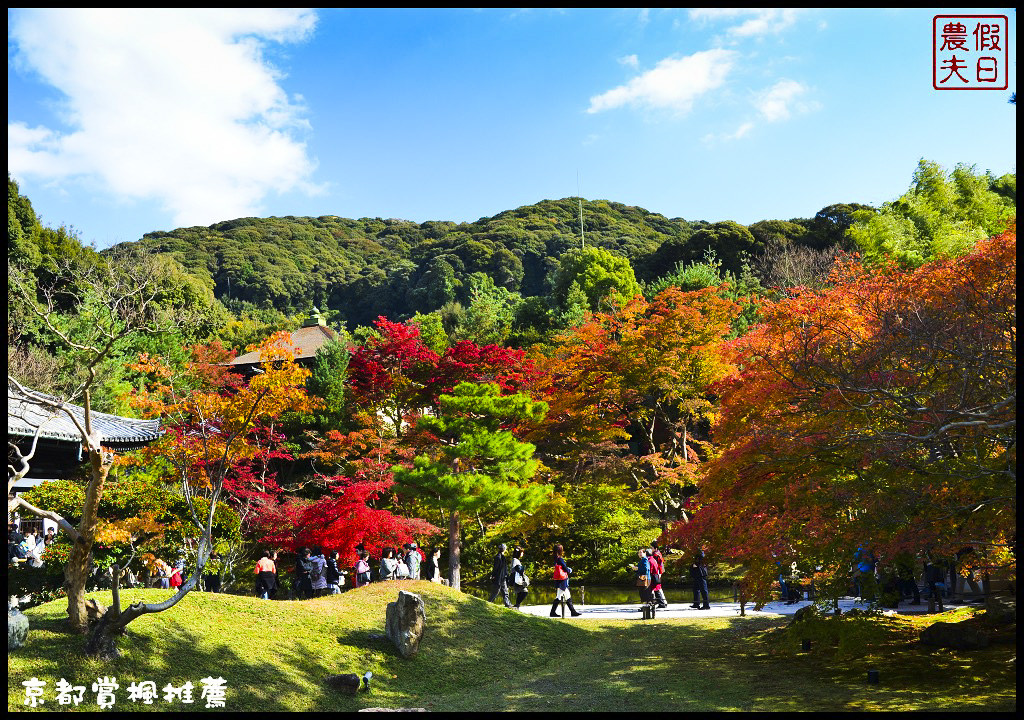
392,382,549,590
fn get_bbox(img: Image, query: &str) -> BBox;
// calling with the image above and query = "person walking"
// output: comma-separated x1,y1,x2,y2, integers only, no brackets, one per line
924,559,945,612
550,544,582,617
635,548,653,606
649,543,668,608
689,550,710,610
488,543,512,607
255,551,277,599
270,550,281,599
509,547,530,610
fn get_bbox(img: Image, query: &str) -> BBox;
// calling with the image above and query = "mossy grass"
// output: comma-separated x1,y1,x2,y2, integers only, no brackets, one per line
8,583,1015,711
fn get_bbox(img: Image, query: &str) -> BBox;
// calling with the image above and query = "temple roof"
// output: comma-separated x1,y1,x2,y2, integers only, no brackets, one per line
8,379,162,448
229,324,339,367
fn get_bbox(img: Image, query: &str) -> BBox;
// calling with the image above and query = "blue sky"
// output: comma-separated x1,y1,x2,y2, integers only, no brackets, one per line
8,8,1017,249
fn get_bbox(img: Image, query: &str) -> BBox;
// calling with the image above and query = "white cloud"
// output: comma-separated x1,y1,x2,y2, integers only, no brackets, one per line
588,49,737,116
618,54,639,69
688,8,804,39
753,79,819,122
8,8,321,227
702,121,754,145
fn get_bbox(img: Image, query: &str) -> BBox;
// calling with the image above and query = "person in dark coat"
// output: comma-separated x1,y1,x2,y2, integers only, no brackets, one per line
423,547,442,584
689,550,710,609
488,543,511,607
295,547,314,600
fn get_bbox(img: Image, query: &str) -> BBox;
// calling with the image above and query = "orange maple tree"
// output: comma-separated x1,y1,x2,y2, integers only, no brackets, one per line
668,223,1016,601
531,286,739,529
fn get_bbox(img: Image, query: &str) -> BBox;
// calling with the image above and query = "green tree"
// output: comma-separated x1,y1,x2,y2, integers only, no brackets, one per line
650,220,757,277
849,159,1015,267
392,382,550,590
306,337,351,431
552,245,641,313
408,311,450,355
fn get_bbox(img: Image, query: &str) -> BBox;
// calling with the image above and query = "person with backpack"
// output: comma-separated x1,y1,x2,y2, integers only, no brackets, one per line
325,550,342,594
550,544,582,617
309,547,328,596
689,550,710,610
168,559,184,589
649,542,668,609
509,546,530,610
488,543,512,607
295,547,314,599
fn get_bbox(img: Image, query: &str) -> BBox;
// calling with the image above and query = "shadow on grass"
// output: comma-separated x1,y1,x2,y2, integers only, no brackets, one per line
11,588,1015,712
9,616,316,712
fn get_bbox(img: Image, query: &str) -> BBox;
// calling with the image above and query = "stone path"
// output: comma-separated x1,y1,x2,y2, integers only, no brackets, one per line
517,597,948,619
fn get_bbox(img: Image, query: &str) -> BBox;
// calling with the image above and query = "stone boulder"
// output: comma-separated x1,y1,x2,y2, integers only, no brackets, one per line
982,596,1016,626
385,591,426,659
9,607,29,650
325,674,362,695
789,605,818,626
919,620,990,650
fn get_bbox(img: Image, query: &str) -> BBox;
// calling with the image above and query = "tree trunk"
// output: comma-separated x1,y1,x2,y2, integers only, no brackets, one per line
448,510,461,591
66,450,111,632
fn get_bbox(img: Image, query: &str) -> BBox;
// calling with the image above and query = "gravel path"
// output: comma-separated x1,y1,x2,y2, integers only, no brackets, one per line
516,596,950,619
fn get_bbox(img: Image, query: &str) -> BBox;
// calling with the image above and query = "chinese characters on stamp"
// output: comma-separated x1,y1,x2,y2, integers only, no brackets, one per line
933,15,1009,90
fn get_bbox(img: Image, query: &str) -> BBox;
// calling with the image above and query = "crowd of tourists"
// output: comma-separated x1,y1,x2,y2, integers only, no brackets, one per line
10,517,985,612
250,542,445,600
8,524,56,568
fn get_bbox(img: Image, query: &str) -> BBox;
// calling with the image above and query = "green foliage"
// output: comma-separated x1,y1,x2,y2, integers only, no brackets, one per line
128,199,691,330
394,383,550,518
19,468,242,581
551,245,642,313
849,160,1015,267
452,274,522,345
650,220,758,277
645,251,764,338
306,337,351,431
408,311,450,354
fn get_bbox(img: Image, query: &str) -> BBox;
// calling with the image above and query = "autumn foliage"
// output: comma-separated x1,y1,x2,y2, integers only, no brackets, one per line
668,223,1016,598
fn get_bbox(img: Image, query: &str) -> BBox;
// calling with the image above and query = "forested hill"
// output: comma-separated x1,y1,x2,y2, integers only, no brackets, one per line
120,197,852,330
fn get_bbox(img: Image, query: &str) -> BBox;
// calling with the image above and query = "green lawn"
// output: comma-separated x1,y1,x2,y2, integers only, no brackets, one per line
8,582,1016,712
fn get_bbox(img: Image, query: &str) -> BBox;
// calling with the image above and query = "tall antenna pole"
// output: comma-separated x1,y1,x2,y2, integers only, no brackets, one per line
577,171,585,249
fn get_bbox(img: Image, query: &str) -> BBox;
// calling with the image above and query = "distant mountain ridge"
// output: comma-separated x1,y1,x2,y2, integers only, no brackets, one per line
119,197,710,328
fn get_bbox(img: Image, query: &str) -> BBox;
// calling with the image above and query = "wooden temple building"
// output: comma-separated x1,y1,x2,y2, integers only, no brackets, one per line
8,380,162,534
227,307,339,376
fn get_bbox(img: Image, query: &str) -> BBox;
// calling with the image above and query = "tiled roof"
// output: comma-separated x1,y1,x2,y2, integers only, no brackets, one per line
8,380,162,446
229,325,339,366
